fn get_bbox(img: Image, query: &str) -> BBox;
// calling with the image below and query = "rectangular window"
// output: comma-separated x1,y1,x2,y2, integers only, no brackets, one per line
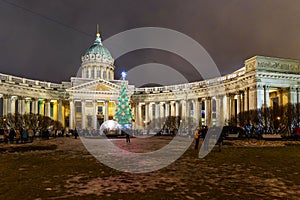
97,106,103,115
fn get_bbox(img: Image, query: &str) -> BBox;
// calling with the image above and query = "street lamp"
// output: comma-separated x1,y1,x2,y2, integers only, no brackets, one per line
179,119,182,135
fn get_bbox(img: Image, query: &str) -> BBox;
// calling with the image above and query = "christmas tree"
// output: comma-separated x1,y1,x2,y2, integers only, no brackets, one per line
114,81,134,128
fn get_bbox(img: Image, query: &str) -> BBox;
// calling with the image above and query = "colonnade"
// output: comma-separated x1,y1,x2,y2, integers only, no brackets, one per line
133,93,245,129
0,94,64,124
133,85,300,130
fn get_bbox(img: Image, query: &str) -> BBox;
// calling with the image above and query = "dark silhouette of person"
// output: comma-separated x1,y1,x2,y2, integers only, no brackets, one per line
9,128,16,144
194,127,200,150
74,128,79,139
126,133,130,143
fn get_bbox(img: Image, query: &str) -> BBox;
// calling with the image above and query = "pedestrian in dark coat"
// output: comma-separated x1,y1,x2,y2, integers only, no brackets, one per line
9,128,16,144
126,133,130,143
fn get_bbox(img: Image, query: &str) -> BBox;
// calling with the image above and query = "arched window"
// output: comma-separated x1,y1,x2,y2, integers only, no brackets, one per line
85,69,89,78
107,71,110,80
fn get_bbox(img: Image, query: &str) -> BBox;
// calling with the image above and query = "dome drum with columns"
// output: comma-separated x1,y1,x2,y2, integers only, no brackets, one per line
0,27,299,133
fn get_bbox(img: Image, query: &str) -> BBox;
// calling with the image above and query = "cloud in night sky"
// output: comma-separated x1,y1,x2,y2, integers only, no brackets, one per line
0,0,300,83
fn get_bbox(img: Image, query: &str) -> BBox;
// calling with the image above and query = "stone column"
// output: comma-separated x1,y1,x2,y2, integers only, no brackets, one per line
24,98,31,114
2,94,8,116
175,101,179,116
290,87,297,105
81,100,86,129
240,92,244,113
58,100,63,124
69,100,74,129
244,87,249,112
155,102,160,129
160,102,165,127
33,99,39,114
165,102,170,118
134,102,139,128
264,85,270,107
194,99,200,126
149,103,153,122
93,100,97,130
225,94,231,123
105,101,109,121
216,96,222,126
256,84,263,109
31,98,35,114
205,97,211,126
45,100,51,117
236,93,241,115
145,103,149,125
18,97,24,114
181,100,186,120
11,96,16,115
137,103,142,128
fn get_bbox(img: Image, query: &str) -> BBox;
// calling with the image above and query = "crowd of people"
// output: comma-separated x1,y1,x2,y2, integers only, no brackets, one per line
0,127,79,144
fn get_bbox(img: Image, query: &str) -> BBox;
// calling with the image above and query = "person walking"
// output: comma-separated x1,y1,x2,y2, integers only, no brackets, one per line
74,128,79,139
217,133,224,152
9,128,16,144
28,129,34,143
126,132,130,143
194,127,200,150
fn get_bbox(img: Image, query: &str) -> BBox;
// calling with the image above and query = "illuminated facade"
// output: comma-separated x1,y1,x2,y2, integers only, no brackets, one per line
0,32,299,130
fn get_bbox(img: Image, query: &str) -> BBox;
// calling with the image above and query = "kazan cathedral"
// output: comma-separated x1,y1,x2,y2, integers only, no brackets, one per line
0,30,299,132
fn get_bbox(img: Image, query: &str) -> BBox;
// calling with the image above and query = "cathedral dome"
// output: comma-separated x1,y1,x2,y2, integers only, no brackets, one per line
81,27,115,80
81,32,114,65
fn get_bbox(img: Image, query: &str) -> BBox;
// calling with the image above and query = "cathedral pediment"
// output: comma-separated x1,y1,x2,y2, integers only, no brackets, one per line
67,79,121,92
88,83,114,91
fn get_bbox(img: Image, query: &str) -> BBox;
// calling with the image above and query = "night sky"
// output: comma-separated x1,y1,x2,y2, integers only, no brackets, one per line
0,0,300,84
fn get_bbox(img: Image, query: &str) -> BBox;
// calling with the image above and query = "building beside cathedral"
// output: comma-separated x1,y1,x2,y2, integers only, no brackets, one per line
0,30,299,132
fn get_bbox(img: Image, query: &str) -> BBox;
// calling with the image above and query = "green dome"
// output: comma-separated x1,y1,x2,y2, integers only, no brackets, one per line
84,37,112,58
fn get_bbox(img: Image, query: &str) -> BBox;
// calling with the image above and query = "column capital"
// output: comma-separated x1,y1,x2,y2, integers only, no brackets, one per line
25,98,32,103
2,94,10,99
18,96,24,100
225,93,233,97
290,86,297,92
215,95,223,99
